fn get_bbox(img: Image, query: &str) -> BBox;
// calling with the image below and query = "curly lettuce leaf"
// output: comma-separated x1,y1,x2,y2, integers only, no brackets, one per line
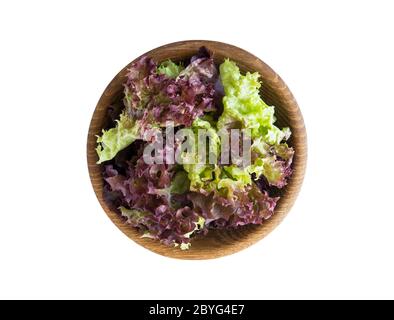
96,113,140,164
192,117,220,160
170,170,190,194
119,206,150,226
178,55,217,81
248,139,294,187
97,55,219,164
218,59,290,145
124,56,217,127
181,118,265,198
120,204,205,250
105,157,206,248
184,216,205,239
157,60,184,78
180,118,221,193
188,183,278,227
219,165,252,197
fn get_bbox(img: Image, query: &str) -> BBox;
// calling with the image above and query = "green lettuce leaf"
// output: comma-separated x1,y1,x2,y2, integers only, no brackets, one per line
218,59,290,145
247,139,294,187
184,216,205,238
119,206,150,225
216,165,252,199
181,118,220,193
180,216,206,250
170,170,190,194
96,112,140,164
180,118,261,198
157,60,184,78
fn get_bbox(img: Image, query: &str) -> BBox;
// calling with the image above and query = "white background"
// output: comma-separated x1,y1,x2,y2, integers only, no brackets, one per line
0,0,393,300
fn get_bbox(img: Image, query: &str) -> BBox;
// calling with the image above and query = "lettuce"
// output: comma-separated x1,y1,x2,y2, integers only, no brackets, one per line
120,205,204,249
188,184,278,227
119,207,150,226
218,59,290,145
104,156,205,249
124,55,217,127
181,118,220,193
99,51,295,250
157,60,184,78
184,216,206,239
170,170,190,194
96,112,140,164
218,59,294,187
248,139,294,187
97,54,218,164
219,165,252,198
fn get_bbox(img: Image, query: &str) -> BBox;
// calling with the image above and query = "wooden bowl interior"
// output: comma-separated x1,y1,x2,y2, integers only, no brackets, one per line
87,41,307,259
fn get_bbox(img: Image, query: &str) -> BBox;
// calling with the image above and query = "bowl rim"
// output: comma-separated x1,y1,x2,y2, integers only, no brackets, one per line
87,40,307,260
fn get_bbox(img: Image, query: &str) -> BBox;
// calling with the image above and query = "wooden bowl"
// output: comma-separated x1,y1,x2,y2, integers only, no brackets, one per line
87,40,307,259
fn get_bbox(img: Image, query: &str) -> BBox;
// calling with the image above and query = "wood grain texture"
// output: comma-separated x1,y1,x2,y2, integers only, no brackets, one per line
87,40,307,259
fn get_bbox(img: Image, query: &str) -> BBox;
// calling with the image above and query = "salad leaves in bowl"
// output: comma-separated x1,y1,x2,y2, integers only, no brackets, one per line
87,41,306,259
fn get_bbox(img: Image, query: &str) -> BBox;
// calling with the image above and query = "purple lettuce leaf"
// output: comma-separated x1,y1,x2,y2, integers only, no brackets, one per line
123,54,218,127
250,140,294,189
188,183,278,228
103,147,206,247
